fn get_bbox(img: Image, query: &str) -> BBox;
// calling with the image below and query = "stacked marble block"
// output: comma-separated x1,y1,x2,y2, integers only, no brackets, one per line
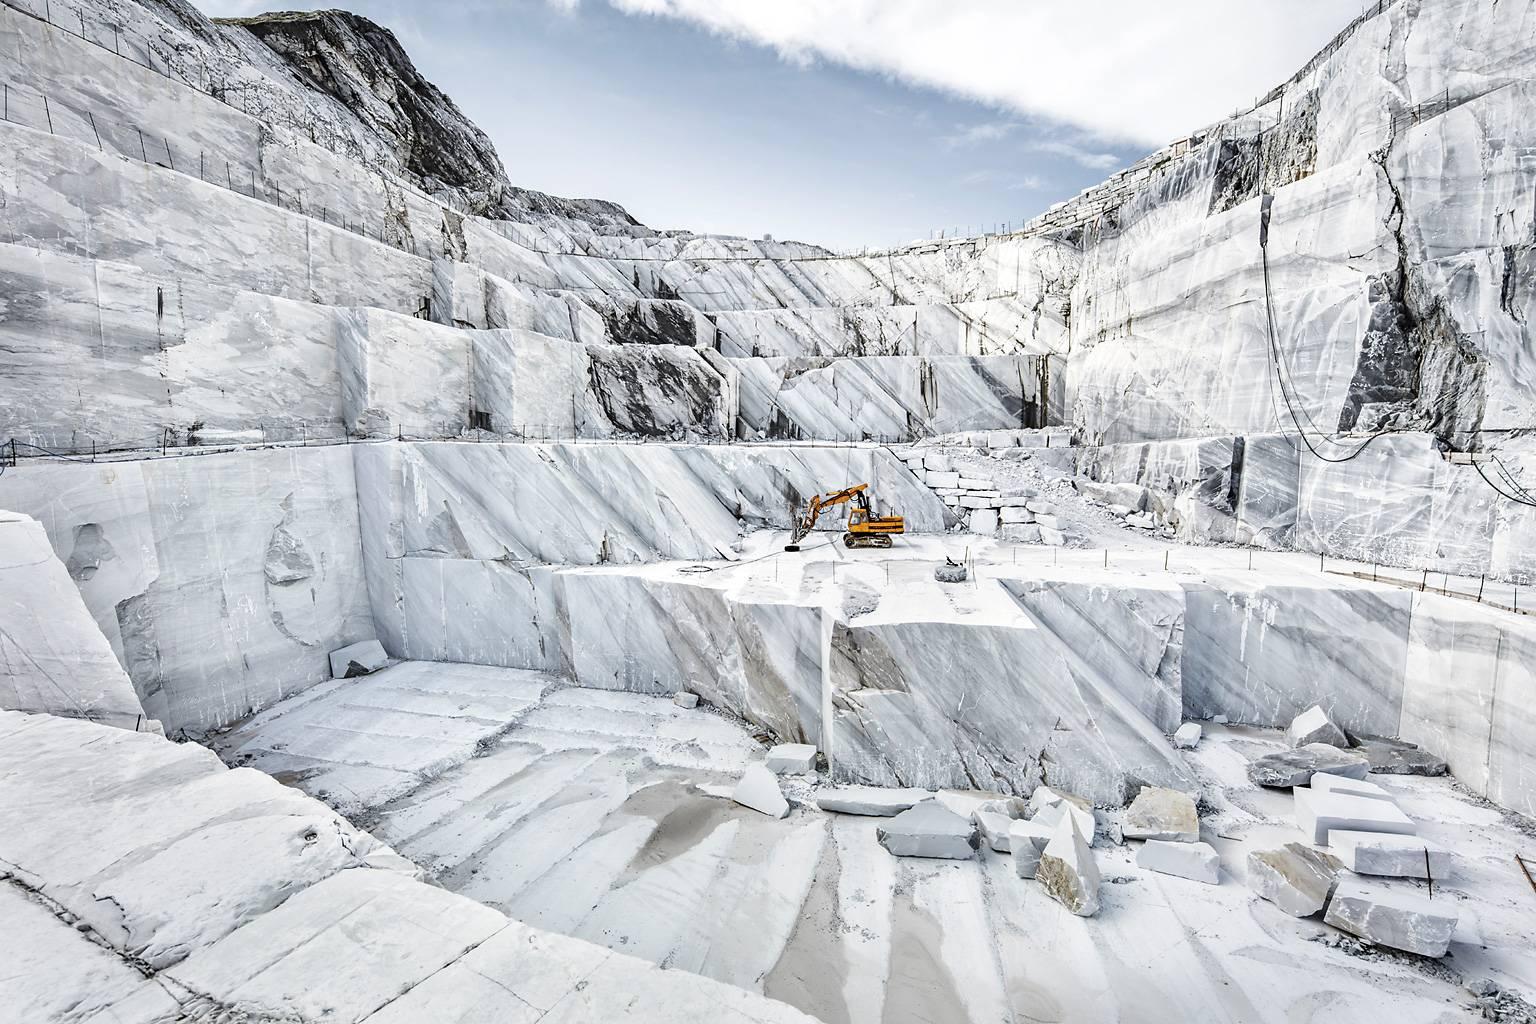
897,448,1064,542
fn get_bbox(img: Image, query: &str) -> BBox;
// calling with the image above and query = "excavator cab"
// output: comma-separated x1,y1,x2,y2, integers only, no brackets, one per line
785,483,905,551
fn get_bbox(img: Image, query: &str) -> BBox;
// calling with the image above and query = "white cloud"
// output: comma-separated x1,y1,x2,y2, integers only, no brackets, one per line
1027,139,1121,171
600,0,1360,146
944,121,1018,148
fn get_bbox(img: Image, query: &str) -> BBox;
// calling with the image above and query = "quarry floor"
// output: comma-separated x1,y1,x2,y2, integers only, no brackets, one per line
214,655,1536,1024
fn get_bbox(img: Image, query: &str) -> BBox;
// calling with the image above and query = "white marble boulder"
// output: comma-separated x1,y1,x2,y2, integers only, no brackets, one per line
1122,786,1200,843
1247,744,1370,788
765,743,817,774
1009,820,1055,879
1247,844,1343,917
328,639,388,679
1173,722,1202,749
1323,878,1457,957
1294,788,1416,845
876,800,979,859
673,690,700,709
974,810,1015,853
1329,831,1451,879
1036,816,1100,916
1137,839,1221,884
732,764,790,819
815,786,931,816
1289,705,1349,748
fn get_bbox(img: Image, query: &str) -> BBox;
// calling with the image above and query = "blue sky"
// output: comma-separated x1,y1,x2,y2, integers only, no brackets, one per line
198,0,1359,249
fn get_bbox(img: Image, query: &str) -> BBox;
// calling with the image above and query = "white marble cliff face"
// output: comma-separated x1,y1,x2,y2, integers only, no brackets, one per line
1179,573,1412,739
0,447,374,734
0,512,150,730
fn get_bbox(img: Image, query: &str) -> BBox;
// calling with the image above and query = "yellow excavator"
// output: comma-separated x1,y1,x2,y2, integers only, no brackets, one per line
785,483,905,551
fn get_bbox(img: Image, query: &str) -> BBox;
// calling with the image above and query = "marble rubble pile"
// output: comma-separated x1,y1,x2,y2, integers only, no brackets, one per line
897,447,1072,544
1242,747,1463,957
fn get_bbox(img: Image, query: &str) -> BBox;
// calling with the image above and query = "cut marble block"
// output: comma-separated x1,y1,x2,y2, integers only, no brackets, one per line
1289,704,1349,748
927,471,961,488
1010,825,1051,878
1294,788,1416,845
1247,844,1343,917
328,639,388,679
1122,786,1200,843
875,800,978,859
1137,839,1221,885
924,454,954,472
974,810,1015,852
814,786,931,816
1173,722,1202,749
1038,527,1068,546
1033,799,1097,846
1323,878,1457,957
1310,773,1395,803
1329,831,1451,879
1037,815,1100,917
732,765,789,819
969,508,999,535
1247,744,1370,788
673,691,700,709
956,477,994,490
1035,513,1063,530
1000,506,1034,524
766,743,817,774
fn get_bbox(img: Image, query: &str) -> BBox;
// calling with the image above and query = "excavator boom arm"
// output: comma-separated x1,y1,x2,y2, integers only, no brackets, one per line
788,484,875,544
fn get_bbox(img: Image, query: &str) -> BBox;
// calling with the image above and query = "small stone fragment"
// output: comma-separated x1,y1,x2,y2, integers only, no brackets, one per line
1137,839,1221,884
732,764,789,819
1288,704,1349,748
1009,819,1053,878
816,786,932,816
1247,743,1370,788
1329,831,1451,879
1356,738,1449,776
1036,815,1100,916
876,800,978,859
1323,878,1457,957
1294,788,1416,845
1247,843,1342,917
1173,722,1202,749
328,639,388,679
934,562,968,583
1122,786,1199,843
672,690,700,709
765,743,817,774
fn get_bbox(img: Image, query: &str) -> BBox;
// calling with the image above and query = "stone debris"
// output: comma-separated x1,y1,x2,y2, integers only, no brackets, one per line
875,800,978,859
1247,843,1343,917
1247,743,1370,788
1137,839,1221,885
1288,704,1349,748
815,786,932,816
1036,815,1101,916
1323,878,1457,957
765,743,817,774
1009,820,1054,878
973,796,1030,820
328,639,388,679
935,789,1013,820
1173,722,1202,749
1310,772,1395,803
1357,738,1450,777
1122,786,1200,843
934,562,969,583
731,764,790,819
1294,788,1416,845
1329,831,1451,879
974,810,1015,852
673,690,700,709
